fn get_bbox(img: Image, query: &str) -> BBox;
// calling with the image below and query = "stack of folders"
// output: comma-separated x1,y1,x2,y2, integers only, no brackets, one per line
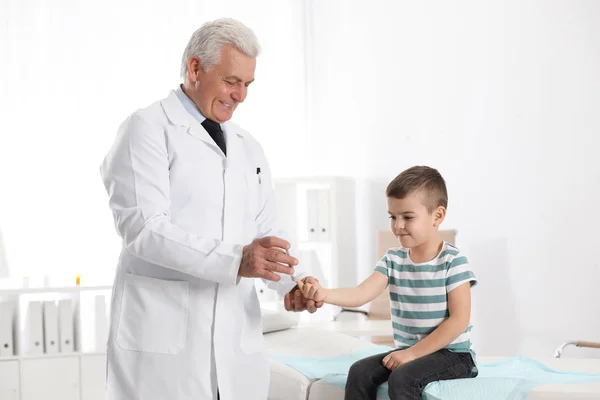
24,299,75,355
0,301,15,357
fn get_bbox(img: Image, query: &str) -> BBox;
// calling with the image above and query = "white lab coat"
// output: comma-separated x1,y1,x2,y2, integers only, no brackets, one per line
100,90,305,400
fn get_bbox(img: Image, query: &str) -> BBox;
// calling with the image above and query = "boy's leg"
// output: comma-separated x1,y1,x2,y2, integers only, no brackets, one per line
387,349,476,400
345,350,396,400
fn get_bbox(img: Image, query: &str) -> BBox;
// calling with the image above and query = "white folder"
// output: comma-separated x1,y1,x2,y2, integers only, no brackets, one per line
94,295,108,352
316,189,331,241
58,299,74,353
306,189,320,241
24,301,44,355
42,300,59,354
0,302,14,357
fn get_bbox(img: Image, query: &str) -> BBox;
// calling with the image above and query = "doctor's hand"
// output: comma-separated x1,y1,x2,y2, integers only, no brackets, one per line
284,276,325,313
238,236,298,282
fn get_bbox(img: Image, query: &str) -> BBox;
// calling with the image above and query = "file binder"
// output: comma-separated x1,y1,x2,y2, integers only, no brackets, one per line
58,299,75,353
24,301,44,355
43,300,59,354
0,302,14,357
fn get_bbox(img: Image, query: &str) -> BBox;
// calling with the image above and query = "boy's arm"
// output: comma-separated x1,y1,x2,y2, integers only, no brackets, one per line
407,282,471,359
317,271,388,308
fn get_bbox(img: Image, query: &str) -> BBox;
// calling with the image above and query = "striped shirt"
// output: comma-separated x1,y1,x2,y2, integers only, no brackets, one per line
374,242,477,353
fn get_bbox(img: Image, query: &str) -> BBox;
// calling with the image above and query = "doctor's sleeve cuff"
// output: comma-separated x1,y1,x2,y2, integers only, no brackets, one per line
205,242,244,286
278,276,302,298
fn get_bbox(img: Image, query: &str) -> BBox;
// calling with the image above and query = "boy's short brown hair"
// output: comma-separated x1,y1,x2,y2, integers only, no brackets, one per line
386,166,448,213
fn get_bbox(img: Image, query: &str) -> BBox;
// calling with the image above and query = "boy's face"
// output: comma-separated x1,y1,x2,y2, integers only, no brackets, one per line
387,193,445,248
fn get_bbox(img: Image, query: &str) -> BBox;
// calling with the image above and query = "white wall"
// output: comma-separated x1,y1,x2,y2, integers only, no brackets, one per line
2,0,600,360
307,0,600,358
0,0,307,282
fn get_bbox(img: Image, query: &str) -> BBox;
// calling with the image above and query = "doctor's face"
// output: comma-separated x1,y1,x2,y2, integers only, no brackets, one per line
186,44,256,123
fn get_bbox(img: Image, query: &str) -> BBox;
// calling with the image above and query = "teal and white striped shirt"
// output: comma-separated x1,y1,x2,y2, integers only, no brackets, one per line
374,242,477,353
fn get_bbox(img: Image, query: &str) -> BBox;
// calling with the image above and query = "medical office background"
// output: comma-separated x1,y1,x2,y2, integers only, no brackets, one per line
1,0,599,361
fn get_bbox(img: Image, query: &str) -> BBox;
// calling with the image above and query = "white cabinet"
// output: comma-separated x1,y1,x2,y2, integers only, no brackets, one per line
0,354,107,400
21,356,80,400
0,360,20,400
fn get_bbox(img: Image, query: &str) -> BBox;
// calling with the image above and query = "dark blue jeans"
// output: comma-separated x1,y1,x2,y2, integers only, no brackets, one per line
345,348,477,400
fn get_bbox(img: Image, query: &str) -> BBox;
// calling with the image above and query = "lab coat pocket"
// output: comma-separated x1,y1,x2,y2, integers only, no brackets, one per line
116,273,189,354
239,280,264,354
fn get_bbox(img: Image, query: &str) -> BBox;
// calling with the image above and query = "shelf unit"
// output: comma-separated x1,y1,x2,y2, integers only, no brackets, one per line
0,285,111,400
272,176,357,289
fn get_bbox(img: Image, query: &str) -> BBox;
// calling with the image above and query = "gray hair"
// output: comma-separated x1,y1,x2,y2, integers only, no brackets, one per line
180,18,261,79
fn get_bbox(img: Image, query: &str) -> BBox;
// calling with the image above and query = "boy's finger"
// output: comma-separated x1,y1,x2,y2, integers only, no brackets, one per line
301,284,309,294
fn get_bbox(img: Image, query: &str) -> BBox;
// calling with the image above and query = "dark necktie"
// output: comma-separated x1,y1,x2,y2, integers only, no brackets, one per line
201,118,227,156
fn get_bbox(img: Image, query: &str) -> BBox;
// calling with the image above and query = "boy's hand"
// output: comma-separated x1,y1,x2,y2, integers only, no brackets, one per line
382,349,417,371
284,277,324,313
296,280,328,302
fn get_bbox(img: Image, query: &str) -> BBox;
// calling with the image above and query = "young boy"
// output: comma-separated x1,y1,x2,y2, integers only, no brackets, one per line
297,166,478,400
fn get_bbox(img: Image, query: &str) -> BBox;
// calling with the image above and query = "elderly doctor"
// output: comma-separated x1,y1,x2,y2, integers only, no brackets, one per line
100,18,323,400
